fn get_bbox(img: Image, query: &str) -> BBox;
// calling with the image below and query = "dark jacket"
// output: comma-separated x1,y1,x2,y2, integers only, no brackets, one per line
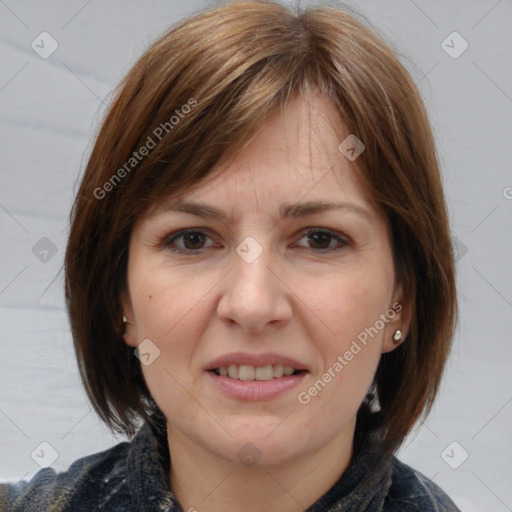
0,411,461,511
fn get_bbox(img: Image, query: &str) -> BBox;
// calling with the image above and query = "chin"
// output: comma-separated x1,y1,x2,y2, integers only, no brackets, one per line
209,421,317,466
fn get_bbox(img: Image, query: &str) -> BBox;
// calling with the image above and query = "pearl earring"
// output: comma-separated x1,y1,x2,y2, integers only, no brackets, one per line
393,329,402,342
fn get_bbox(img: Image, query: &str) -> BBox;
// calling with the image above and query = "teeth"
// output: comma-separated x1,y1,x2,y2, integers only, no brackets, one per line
255,366,273,381
214,364,299,380
228,364,238,379
239,365,255,381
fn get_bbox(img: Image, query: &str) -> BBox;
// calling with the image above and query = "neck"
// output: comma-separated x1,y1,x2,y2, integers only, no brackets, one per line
167,422,356,512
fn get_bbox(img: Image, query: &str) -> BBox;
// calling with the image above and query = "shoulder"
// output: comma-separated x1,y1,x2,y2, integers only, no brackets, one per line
384,457,462,512
0,440,131,512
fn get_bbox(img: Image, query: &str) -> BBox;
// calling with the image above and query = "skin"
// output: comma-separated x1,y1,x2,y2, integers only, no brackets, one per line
121,91,411,512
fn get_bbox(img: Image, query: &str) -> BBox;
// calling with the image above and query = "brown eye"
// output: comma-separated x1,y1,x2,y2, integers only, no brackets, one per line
181,232,207,250
165,230,215,252
307,231,332,249
297,229,349,252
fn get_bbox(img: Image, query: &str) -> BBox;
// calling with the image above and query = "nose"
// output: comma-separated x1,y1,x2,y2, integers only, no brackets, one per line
216,244,293,332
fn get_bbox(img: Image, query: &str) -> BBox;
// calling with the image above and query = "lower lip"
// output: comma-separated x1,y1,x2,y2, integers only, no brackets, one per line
205,371,308,400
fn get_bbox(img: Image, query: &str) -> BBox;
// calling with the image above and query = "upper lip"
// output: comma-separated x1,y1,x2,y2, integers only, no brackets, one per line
205,352,309,371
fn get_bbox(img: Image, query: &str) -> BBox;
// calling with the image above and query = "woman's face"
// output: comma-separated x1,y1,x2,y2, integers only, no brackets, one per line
121,92,409,466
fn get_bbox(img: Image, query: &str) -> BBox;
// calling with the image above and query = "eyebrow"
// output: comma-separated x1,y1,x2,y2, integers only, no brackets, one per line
156,200,373,223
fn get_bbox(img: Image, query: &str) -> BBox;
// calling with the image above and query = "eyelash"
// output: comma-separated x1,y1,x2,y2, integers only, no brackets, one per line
161,228,350,255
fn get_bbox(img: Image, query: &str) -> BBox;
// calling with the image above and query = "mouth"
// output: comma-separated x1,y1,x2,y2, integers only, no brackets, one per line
204,352,309,399
208,364,307,381
204,354,309,400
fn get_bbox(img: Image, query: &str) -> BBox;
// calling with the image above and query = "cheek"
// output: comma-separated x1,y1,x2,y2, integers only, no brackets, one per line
130,261,215,340
299,265,393,344
293,266,392,404
129,263,223,397
132,267,215,417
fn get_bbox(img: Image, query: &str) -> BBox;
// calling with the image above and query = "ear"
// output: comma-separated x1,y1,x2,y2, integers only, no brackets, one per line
381,284,412,354
119,287,138,348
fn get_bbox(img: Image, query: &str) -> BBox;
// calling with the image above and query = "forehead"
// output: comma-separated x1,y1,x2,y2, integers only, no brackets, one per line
155,92,374,215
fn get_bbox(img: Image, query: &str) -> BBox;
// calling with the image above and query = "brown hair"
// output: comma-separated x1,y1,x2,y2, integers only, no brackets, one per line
65,0,457,453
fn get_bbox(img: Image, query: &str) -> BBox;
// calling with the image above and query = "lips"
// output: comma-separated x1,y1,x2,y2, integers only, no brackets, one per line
205,366,308,400
204,352,310,399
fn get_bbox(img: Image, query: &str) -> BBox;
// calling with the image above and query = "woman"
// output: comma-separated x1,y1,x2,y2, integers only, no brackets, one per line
0,1,460,510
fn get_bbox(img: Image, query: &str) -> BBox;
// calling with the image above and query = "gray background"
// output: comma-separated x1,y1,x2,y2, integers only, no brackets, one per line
1,1,511,511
